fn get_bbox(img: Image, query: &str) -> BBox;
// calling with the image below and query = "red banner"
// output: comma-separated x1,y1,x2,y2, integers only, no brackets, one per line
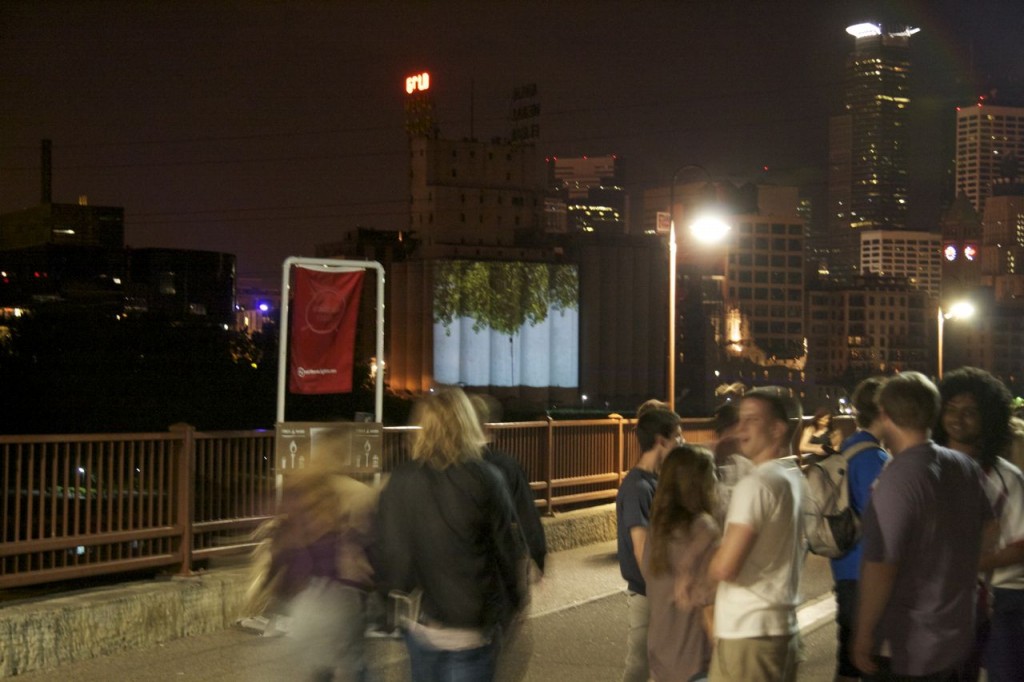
289,268,365,394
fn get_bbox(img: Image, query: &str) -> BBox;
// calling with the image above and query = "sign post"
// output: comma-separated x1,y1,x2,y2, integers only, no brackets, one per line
275,258,386,492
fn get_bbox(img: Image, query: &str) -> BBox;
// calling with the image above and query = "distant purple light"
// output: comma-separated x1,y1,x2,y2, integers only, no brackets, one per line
258,303,270,313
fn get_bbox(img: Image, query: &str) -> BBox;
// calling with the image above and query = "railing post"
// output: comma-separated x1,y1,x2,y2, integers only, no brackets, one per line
615,415,626,485
544,416,554,516
170,423,196,576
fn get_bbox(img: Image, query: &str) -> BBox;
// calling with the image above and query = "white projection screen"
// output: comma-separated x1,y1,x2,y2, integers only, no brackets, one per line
432,260,579,388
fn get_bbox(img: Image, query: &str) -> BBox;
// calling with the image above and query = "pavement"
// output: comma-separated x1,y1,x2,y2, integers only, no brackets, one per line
5,539,840,681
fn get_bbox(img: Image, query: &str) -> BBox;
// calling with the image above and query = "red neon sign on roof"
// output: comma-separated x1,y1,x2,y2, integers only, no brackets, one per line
405,72,430,94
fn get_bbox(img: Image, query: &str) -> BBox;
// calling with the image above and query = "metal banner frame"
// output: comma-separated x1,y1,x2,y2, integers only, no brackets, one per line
276,257,385,424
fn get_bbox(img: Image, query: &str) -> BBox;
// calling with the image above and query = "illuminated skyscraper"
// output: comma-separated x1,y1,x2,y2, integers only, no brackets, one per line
827,22,918,278
955,101,1024,214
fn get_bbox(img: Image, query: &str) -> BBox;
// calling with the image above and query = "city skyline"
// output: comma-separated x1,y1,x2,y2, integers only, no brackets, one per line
2,1,1022,288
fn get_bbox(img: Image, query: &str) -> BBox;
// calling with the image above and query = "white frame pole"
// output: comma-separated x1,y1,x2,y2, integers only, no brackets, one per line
277,257,386,424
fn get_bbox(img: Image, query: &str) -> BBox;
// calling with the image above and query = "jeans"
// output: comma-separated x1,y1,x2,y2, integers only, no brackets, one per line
984,587,1024,682
862,657,959,682
403,630,499,682
288,579,368,682
835,580,860,679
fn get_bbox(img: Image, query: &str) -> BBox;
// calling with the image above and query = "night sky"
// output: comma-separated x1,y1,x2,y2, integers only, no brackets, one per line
2,1,1022,289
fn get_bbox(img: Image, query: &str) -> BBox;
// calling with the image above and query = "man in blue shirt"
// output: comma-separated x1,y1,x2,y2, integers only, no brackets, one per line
615,405,681,682
831,378,889,681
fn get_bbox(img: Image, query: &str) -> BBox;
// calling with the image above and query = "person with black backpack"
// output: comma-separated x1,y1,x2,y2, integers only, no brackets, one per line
817,378,890,681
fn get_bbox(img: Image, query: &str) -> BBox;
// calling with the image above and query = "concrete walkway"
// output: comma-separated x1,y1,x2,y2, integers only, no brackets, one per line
0,505,616,678
1,505,838,680
4,542,838,681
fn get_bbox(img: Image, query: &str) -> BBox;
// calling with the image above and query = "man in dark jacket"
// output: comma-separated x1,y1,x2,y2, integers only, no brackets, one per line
471,394,547,574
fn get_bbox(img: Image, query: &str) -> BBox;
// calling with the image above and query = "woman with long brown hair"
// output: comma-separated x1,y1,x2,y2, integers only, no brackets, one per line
799,407,839,457
643,444,721,682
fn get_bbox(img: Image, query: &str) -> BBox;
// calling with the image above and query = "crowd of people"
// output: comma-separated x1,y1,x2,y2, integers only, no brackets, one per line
253,386,543,682
616,368,1024,682
250,366,1024,682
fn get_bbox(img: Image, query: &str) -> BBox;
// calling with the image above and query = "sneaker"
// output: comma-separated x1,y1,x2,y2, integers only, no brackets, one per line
364,626,401,639
235,616,269,634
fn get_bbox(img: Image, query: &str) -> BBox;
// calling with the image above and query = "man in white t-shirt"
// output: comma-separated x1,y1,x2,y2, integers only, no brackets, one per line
709,387,806,682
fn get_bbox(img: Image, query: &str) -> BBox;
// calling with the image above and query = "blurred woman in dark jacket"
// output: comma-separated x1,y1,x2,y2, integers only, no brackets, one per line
377,387,528,682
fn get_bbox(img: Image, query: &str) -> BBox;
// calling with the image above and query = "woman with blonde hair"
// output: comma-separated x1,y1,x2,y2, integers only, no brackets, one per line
643,445,721,682
377,387,528,682
260,441,377,681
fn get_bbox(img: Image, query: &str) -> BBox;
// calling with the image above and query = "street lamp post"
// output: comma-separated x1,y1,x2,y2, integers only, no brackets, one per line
936,300,976,380
667,165,731,412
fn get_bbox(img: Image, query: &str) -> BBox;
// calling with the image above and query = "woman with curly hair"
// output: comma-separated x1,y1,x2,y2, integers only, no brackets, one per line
642,444,721,682
935,367,1024,682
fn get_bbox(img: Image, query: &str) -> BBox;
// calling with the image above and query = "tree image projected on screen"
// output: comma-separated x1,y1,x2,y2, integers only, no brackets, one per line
432,261,579,388
433,262,577,335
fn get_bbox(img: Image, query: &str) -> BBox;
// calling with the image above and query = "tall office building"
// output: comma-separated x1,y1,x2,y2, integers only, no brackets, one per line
547,155,627,235
806,275,930,383
955,101,1024,214
408,136,545,252
386,71,666,411
827,22,918,278
859,229,942,298
981,192,1024,301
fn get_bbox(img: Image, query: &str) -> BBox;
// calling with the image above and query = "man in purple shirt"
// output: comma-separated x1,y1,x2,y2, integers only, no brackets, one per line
852,372,997,680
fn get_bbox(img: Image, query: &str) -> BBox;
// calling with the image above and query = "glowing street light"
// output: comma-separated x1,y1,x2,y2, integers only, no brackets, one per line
937,300,976,380
667,165,732,412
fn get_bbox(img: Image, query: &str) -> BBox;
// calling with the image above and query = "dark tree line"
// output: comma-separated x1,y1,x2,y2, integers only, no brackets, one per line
0,307,279,435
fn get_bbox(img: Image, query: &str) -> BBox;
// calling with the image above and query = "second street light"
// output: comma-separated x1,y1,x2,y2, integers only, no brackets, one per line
667,165,731,413
936,299,976,380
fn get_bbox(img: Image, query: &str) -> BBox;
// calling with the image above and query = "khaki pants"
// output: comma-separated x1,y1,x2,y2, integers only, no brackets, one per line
621,591,650,682
709,633,802,682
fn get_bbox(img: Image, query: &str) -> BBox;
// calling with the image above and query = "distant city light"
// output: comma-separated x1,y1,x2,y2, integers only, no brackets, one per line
846,23,881,38
258,302,270,313
964,245,977,261
944,245,957,261
889,26,921,38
